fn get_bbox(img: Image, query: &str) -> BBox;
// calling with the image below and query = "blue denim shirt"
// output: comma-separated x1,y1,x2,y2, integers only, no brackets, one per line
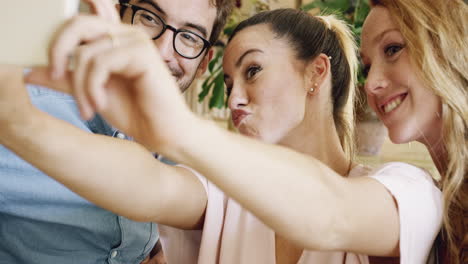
0,85,158,264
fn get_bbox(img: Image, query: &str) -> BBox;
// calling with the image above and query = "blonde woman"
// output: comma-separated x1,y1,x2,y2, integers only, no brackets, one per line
360,0,467,263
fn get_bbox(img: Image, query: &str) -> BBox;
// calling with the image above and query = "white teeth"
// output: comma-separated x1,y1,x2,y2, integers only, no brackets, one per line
383,97,402,113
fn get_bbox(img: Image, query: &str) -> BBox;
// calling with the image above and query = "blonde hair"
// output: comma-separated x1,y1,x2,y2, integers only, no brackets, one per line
317,15,359,161
371,0,468,262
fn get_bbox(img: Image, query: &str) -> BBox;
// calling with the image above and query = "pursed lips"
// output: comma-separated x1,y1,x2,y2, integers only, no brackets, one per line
231,109,249,127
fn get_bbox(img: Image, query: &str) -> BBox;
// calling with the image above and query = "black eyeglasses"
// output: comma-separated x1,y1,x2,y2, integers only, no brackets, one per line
121,3,211,59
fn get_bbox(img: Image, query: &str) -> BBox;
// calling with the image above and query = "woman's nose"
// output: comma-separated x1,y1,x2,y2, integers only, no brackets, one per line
364,64,389,96
228,84,248,110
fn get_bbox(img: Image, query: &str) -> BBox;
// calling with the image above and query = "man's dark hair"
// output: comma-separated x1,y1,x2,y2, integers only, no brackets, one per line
118,0,234,45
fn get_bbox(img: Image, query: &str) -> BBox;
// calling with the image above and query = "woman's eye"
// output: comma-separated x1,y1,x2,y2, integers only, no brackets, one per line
384,44,404,57
246,66,262,80
362,65,370,78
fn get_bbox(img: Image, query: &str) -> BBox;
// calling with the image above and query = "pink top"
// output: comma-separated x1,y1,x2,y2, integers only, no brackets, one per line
159,162,442,264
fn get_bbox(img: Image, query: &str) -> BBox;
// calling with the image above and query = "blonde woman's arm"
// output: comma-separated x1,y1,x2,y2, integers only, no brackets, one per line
0,67,206,230
159,118,402,256
164,118,441,260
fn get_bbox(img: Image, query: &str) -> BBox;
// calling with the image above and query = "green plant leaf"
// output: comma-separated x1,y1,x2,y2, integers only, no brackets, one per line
208,50,223,73
199,77,214,102
354,0,370,25
326,0,351,13
303,0,351,12
208,59,217,73
353,26,363,38
201,74,211,89
209,73,226,109
223,24,237,37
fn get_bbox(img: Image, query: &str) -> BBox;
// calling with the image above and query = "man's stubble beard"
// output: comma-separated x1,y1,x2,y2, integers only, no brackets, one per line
177,72,197,93
172,55,207,93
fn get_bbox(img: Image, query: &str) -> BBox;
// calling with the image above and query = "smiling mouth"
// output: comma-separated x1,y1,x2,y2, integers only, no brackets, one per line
381,93,407,114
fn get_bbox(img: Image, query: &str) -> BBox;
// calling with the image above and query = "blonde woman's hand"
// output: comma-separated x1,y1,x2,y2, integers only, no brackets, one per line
81,0,120,23
26,15,193,151
0,0,119,130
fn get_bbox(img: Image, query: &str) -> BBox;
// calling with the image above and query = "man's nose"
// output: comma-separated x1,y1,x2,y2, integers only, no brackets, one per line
154,30,176,62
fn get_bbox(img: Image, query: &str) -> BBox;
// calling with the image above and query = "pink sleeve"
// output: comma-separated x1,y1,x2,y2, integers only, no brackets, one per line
158,164,207,264
176,164,209,192
159,165,228,264
369,162,443,264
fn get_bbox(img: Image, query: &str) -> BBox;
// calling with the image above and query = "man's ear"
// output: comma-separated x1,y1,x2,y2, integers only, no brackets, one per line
196,48,214,78
304,53,331,94
115,3,121,13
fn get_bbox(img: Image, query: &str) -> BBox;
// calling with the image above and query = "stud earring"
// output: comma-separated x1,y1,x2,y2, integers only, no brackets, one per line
309,83,318,93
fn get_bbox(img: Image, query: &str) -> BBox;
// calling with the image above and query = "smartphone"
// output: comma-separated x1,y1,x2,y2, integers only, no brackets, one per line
0,0,79,66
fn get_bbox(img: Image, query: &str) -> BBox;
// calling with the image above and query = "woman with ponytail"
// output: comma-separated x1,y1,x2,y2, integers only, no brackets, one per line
2,7,441,264
361,0,467,263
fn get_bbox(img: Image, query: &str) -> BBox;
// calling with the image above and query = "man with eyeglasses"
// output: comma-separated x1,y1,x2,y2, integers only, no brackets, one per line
0,0,233,263
119,0,229,92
